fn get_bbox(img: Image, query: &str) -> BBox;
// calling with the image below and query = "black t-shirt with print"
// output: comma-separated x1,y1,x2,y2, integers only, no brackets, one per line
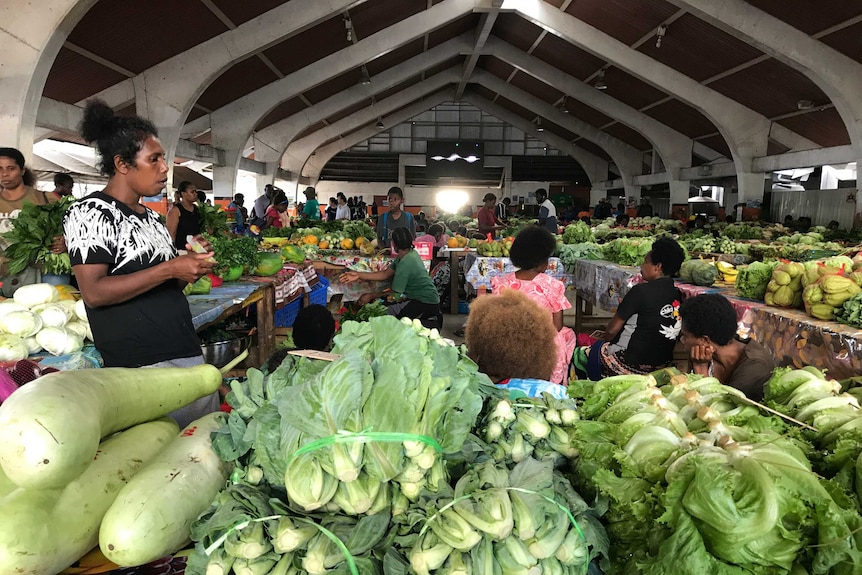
613,276,681,368
64,191,201,368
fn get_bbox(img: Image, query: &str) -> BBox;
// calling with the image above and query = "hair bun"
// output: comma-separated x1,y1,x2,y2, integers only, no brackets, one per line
79,99,117,143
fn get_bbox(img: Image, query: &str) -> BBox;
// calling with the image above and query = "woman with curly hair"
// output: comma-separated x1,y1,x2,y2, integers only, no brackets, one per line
63,99,216,426
465,289,566,398
574,236,685,380
490,225,577,385
679,293,774,401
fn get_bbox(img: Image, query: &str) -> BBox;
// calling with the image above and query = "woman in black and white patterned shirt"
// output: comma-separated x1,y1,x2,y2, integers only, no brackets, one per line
63,99,217,426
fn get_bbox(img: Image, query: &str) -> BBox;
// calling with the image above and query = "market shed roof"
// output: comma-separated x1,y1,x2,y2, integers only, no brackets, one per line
34,0,862,184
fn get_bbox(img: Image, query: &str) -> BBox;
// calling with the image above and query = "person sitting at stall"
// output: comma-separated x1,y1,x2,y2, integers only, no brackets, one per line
166,181,202,251
636,197,653,218
614,213,630,228
491,225,577,385
678,293,775,401
613,201,626,218
573,237,685,380
465,288,567,399
264,304,337,373
265,190,290,229
415,222,449,249
339,227,440,328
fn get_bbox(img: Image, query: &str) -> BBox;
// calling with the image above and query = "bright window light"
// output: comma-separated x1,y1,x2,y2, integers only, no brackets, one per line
436,189,468,213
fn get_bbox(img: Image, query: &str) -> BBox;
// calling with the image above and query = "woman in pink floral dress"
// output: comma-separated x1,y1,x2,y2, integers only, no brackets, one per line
490,226,577,385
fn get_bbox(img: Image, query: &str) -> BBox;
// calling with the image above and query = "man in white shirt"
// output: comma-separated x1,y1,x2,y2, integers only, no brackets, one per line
535,188,557,233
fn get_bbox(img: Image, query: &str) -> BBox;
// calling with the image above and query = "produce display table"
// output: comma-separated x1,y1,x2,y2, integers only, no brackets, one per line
440,247,474,314
572,259,862,379
310,256,393,302
187,278,275,367
464,256,572,291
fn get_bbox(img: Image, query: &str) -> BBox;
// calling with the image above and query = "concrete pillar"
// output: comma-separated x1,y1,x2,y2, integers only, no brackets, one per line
854,170,862,229
669,180,690,206
736,172,767,204
212,164,238,200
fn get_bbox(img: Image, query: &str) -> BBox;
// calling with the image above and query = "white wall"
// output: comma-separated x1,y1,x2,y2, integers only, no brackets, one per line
313,180,552,213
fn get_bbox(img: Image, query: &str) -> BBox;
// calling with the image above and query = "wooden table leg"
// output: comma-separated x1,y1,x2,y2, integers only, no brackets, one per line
449,250,460,315
256,283,276,367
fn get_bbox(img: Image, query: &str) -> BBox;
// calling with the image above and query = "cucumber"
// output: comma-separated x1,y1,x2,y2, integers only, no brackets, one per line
100,412,232,566
0,418,178,575
0,363,223,489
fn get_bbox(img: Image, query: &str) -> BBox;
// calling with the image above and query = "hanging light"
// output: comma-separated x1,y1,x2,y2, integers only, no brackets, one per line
655,24,667,48
536,117,544,132
375,118,385,129
560,97,569,114
359,66,372,86
594,69,608,91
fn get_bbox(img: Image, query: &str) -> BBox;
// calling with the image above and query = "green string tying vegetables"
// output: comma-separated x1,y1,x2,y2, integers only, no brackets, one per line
418,487,590,574
283,428,442,468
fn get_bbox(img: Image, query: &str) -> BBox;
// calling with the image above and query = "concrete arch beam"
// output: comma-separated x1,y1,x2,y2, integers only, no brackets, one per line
299,90,456,188
84,0,365,164
282,68,461,173
252,35,472,165
1,0,97,155
509,2,809,199
670,0,862,158
472,70,643,195
461,93,609,188
484,37,696,176
210,0,481,194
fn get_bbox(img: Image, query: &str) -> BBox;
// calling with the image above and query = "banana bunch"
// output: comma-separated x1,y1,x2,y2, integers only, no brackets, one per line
714,260,738,283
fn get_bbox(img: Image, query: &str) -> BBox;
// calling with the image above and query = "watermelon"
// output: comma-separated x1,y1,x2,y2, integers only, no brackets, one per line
220,265,243,282
254,252,283,276
281,244,306,264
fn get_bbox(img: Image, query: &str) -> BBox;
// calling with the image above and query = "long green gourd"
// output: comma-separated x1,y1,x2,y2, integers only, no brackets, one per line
99,411,233,566
0,363,224,489
0,418,178,575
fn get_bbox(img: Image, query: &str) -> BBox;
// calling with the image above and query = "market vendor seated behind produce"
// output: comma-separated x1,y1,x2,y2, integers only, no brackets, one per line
573,237,685,380
679,293,775,401
464,288,567,399
339,227,440,327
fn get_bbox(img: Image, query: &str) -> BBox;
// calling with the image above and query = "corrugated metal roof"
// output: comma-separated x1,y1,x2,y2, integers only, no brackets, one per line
565,0,680,46
743,0,862,35
43,47,128,104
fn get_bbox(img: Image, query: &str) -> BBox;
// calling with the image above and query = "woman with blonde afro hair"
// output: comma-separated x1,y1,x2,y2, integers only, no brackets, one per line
465,288,567,398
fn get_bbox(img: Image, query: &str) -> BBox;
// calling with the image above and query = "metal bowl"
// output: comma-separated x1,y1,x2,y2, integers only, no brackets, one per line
200,335,251,368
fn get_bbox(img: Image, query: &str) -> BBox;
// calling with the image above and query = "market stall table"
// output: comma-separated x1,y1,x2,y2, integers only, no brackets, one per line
309,254,393,303
464,256,572,291
187,278,275,367
572,259,862,379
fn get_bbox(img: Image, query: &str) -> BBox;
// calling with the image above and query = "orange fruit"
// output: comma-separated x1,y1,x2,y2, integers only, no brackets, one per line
340,238,355,250
318,240,330,249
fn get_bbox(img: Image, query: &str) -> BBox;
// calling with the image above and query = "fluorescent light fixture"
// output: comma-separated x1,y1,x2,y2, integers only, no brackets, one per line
594,69,608,90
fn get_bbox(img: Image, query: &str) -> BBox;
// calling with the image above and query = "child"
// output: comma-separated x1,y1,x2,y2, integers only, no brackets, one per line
264,304,336,373
490,226,576,385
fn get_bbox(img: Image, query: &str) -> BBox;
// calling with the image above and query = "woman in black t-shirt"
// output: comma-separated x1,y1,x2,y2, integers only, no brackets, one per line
64,100,216,427
166,181,202,250
574,237,685,380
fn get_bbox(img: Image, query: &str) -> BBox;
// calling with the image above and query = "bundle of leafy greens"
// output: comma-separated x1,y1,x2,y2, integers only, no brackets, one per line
189,316,610,575
556,243,603,273
205,234,261,277
1,195,74,275
337,301,388,326
566,370,862,574
562,221,594,244
600,238,654,267
735,260,779,300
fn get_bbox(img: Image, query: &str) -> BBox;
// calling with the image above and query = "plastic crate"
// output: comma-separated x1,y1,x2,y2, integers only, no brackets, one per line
308,276,329,307
274,297,302,327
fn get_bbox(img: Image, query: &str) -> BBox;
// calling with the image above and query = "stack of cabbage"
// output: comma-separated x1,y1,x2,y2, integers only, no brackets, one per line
566,372,862,574
186,316,608,575
0,283,92,360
